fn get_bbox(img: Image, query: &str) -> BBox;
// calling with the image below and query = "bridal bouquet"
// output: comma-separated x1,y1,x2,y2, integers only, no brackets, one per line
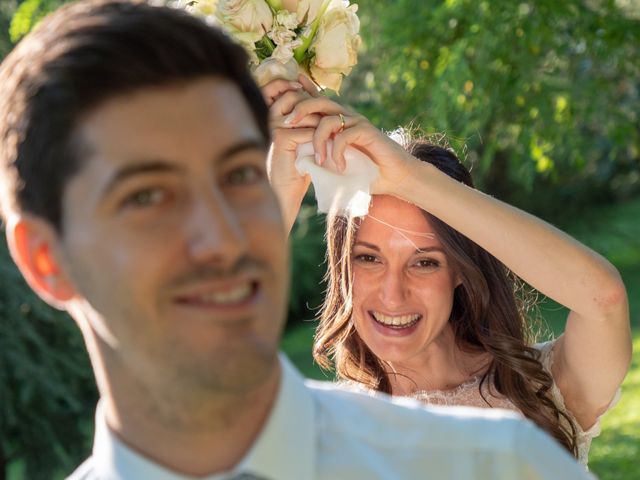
187,0,361,93
180,0,375,216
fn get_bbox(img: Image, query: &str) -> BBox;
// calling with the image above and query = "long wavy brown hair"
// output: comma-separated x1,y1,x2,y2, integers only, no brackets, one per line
313,138,579,456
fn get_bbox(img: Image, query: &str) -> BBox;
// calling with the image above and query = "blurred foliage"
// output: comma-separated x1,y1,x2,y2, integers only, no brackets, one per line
0,3,105,478
343,0,640,218
0,2,18,59
1,0,640,478
289,193,327,322
0,236,97,479
8,0,58,42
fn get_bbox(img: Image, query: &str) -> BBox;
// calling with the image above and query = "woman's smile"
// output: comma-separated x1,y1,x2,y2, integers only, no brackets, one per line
369,310,423,337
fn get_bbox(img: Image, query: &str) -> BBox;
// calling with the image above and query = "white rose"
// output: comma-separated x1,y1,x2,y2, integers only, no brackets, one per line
187,0,218,18
217,0,273,36
295,0,326,25
229,30,264,64
184,0,220,25
309,3,361,92
273,0,328,26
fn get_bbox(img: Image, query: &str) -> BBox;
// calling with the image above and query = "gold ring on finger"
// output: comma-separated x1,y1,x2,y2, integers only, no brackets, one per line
338,113,346,132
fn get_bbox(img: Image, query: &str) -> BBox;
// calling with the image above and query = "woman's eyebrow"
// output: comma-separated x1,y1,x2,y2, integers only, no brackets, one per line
415,246,445,254
354,241,380,251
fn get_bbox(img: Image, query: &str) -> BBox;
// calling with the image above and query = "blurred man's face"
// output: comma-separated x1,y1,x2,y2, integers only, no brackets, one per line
56,78,289,395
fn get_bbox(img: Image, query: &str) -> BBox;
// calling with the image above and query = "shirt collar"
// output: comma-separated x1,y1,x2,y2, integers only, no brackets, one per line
91,353,315,480
237,354,316,479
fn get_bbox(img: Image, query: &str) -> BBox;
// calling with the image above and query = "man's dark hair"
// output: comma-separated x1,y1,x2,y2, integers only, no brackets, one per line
0,0,269,231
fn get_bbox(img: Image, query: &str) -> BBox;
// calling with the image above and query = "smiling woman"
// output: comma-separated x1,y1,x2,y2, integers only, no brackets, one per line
262,78,631,468
311,139,627,467
314,133,633,470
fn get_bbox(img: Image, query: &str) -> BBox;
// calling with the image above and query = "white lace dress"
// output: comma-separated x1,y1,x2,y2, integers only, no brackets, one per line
408,340,621,467
342,339,621,467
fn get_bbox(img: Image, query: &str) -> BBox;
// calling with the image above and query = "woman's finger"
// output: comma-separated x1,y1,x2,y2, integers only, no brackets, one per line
290,113,323,129
272,112,322,129
270,89,310,118
298,73,321,98
262,79,303,106
312,114,352,166
284,97,352,125
270,126,316,156
331,122,376,173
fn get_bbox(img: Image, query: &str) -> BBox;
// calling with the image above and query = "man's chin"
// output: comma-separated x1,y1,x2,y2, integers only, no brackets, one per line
166,341,280,395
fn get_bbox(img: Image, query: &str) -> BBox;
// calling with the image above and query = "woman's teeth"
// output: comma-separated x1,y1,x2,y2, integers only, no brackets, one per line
371,312,421,328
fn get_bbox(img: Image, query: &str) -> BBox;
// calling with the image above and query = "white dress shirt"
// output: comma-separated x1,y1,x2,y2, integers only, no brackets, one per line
68,354,592,480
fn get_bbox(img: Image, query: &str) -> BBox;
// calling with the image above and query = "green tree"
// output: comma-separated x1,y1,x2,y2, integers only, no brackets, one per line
344,0,640,218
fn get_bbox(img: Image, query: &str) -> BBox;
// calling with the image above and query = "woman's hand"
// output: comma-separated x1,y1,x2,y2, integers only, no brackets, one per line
261,75,319,234
262,74,320,128
282,96,422,197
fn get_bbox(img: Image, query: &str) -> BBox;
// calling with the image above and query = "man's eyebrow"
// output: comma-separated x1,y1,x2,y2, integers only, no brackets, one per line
99,138,268,199
101,160,181,198
218,138,268,163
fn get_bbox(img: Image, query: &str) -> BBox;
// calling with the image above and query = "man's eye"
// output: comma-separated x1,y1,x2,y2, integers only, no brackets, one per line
226,165,263,186
122,188,168,208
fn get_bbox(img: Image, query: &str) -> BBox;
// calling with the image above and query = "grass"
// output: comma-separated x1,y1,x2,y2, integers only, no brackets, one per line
281,196,640,479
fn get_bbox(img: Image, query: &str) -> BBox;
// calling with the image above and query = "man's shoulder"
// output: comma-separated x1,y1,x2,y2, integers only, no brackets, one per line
65,457,95,480
303,380,591,479
305,378,526,452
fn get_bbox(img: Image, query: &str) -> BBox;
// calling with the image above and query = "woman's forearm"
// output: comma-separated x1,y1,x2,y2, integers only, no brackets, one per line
399,160,628,323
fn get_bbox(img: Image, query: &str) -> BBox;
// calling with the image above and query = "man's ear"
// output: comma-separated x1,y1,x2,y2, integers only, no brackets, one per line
6,214,76,309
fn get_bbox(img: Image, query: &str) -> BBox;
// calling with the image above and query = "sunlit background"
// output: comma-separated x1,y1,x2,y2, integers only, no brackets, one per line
1,1,638,478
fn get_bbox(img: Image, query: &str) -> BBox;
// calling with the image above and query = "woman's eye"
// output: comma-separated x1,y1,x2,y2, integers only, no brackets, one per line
415,258,440,269
226,165,263,186
122,188,169,208
354,254,379,263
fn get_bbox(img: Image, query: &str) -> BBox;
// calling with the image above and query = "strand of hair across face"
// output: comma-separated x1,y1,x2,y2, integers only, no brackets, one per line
364,214,436,252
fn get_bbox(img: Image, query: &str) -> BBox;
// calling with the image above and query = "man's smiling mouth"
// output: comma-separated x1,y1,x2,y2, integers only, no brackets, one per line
175,281,259,307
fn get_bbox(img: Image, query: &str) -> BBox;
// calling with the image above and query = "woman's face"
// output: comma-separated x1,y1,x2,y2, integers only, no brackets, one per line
351,195,459,365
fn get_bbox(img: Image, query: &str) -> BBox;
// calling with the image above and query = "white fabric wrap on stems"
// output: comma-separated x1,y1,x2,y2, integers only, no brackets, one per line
255,58,379,216
253,58,300,88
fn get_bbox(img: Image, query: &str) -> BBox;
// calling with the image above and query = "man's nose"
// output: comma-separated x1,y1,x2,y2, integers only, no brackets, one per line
379,268,408,308
186,188,248,267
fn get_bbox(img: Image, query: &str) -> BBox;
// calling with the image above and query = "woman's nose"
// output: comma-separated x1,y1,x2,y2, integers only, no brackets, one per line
379,268,408,308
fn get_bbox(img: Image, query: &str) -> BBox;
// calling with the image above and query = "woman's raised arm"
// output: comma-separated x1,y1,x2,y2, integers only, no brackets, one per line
285,97,632,430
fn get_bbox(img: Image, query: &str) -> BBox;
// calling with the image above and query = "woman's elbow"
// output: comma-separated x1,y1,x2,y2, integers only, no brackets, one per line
595,267,628,313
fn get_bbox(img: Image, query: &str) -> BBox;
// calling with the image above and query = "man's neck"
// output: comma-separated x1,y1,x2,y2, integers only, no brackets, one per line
102,361,282,476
